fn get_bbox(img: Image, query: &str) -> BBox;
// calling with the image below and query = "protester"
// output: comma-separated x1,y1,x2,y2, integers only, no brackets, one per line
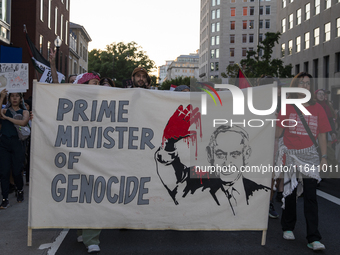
73,72,100,85
100,77,115,87
275,72,329,251
68,75,77,84
0,89,29,209
24,99,32,185
174,85,190,92
131,67,150,89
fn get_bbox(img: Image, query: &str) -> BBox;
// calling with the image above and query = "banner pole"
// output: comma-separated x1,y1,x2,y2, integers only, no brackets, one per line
28,227,32,246
261,230,267,246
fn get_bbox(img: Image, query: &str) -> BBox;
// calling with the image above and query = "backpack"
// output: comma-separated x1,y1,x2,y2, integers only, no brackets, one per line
7,107,31,141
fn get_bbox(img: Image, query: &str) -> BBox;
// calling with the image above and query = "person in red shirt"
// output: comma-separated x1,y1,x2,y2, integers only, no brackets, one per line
275,72,330,251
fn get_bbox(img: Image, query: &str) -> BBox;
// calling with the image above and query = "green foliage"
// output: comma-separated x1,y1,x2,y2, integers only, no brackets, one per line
160,76,196,90
88,42,156,87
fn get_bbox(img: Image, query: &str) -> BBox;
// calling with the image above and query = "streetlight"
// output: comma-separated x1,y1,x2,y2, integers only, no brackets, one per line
54,36,62,71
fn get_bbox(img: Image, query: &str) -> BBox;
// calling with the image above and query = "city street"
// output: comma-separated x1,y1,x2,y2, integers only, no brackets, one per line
1,179,339,255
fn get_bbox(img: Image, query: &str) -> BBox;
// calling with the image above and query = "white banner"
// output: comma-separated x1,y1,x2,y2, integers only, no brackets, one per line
29,81,275,231
39,68,65,84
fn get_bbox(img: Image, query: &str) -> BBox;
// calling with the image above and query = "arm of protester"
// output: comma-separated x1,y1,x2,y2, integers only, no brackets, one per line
49,48,59,84
1,109,30,126
318,132,328,169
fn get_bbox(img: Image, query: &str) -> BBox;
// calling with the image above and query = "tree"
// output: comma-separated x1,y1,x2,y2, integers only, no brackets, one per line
221,32,293,82
88,42,156,87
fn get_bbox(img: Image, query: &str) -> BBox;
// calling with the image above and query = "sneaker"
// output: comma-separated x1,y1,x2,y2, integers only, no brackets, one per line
77,235,83,243
87,244,100,253
307,241,325,250
269,202,279,219
283,231,295,240
17,190,24,203
0,199,10,209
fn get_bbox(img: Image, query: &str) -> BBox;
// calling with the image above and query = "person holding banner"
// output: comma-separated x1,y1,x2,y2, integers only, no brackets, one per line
131,67,150,89
275,72,330,251
0,89,29,209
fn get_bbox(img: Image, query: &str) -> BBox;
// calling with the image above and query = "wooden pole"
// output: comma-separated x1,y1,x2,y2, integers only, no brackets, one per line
261,230,267,246
28,227,32,246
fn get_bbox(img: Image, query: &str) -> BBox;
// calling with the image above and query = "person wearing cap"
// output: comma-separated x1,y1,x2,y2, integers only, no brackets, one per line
174,85,190,92
131,67,150,89
100,77,115,87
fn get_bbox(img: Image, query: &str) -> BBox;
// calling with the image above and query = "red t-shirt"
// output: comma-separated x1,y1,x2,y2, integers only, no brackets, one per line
277,103,331,150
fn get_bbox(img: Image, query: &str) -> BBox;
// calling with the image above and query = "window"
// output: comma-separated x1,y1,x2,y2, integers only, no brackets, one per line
65,21,68,45
215,62,219,71
231,0,236,3
315,0,320,15
296,9,301,25
305,3,310,20
325,0,331,9
324,22,330,42
337,18,340,37
40,0,44,21
282,0,287,8
249,47,254,52
216,49,219,58
217,9,220,18
212,0,216,6
216,36,220,45
288,40,293,55
282,18,286,33
60,15,63,41
212,10,216,19
242,34,247,43
266,6,270,15
336,52,340,72
55,7,58,35
281,43,285,57
259,6,263,15
211,62,215,71
249,20,254,29
216,22,220,31
288,13,293,29
295,64,300,75
48,0,52,29
259,33,263,42
243,20,247,29
230,21,235,30
211,36,215,45
259,20,263,29
230,48,235,57
243,7,247,16
250,6,254,15
296,36,301,52
230,34,235,43
47,41,51,59
249,34,254,43
305,32,310,49
217,0,220,5
242,48,247,57
231,7,235,16
265,19,270,28
212,23,215,32
211,49,215,58
304,61,309,73
66,0,69,10
314,27,320,45
39,35,43,54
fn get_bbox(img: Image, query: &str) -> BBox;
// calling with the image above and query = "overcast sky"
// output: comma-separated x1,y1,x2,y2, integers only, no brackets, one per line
70,0,200,74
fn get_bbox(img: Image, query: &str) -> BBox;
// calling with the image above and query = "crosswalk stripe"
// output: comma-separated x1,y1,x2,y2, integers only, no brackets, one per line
317,190,340,205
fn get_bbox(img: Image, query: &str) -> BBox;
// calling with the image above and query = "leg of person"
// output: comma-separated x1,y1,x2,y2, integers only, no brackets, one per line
0,136,12,208
269,177,279,219
281,187,297,240
82,229,101,253
303,178,324,250
11,138,25,202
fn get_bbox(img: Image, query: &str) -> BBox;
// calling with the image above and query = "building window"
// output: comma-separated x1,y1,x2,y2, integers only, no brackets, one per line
259,20,263,29
231,7,236,16
313,59,318,78
230,34,235,43
325,0,331,9
230,21,235,30
216,22,220,31
305,32,310,49
215,62,219,71
211,36,215,45
249,20,254,29
211,49,215,58
296,36,301,52
65,21,68,45
282,18,286,33
55,7,58,35
337,18,340,37
216,35,220,45
47,41,51,59
315,0,320,15
288,13,293,29
211,62,215,71
265,19,270,28
324,22,330,42
249,34,254,43
259,33,263,42
266,6,270,15
259,6,263,15
250,6,254,15
66,0,69,10
296,9,301,25
212,23,215,32
295,64,300,75
217,9,220,18
282,0,287,8
231,0,236,3
212,10,216,19
212,0,216,6
242,48,247,57
39,35,43,54
40,0,44,21
243,20,247,29
304,61,309,73
243,7,247,16
48,0,52,28
60,15,63,41
305,3,310,20
314,27,320,45
230,48,235,57
336,52,340,72
242,34,247,43
216,49,219,58
281,43,285,57
217,0,220,5
249,47,254,52
288,40,293,55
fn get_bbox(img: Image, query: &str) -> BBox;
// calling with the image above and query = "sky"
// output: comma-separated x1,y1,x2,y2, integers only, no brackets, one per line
70,0,200,75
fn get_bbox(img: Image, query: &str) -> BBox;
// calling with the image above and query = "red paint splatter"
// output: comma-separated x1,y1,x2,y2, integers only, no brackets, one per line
191,166,210,184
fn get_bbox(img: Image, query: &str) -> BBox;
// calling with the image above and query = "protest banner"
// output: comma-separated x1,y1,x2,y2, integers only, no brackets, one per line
28,81,275,245
0,63,28,93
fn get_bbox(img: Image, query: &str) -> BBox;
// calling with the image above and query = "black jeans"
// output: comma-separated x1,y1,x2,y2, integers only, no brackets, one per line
281,177,321,243
0,135,25,199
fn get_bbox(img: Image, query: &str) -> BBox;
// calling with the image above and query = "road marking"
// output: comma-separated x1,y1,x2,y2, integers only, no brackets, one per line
38,229,69,255
317,190,340,205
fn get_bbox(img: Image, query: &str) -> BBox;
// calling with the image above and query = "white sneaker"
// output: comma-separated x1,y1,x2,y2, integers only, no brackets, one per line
88,244,100,253
77,235,83,243
307,241,325,250
283,231,295,240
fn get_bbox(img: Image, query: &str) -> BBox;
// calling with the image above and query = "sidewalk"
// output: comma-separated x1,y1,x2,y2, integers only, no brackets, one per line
0,183,63,255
